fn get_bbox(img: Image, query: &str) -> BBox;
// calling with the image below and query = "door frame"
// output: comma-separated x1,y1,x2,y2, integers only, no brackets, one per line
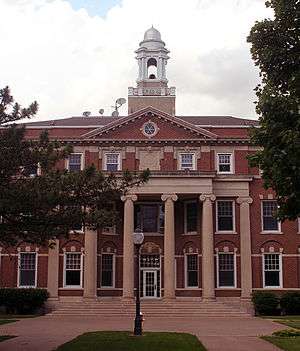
142,269,159,298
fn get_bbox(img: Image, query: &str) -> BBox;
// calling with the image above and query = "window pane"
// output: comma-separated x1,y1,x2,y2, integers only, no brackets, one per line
101,271,113,286
106,163,118,172
265,271,280,287
188,271,198,287
186,255,198,287
262,201,279,231
69,154,82,172
186,202,197,232
218,254,234,287
106,154,119,171
264,254,280,287
66,254,81,270
143,205,158,232
101,254,113,287
20,270,35,287
66,271,81,286
218,154,231,172
181,154,193,169
19,253,36,287
217,201,233,231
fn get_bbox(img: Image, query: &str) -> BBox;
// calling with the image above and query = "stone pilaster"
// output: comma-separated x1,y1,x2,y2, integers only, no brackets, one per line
237,196,253,300
161,193,178,299
121,194,137,299
83,229,98,298
47,239,59,298
199,194,216,300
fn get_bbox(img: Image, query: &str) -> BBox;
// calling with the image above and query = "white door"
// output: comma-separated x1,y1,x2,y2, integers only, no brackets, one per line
143,270,157,298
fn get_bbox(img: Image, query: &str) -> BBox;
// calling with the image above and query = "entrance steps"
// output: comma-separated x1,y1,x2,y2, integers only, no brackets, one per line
47,298,251,318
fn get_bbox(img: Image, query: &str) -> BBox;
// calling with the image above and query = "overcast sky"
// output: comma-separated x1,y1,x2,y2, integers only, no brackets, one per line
0,0,272,122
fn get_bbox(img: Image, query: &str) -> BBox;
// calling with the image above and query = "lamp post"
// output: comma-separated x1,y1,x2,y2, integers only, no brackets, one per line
133,228,144,336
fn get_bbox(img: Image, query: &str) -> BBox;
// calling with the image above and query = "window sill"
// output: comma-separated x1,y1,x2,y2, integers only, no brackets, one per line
69,230,84,235
216,287,239,290
184,286,199,289
182,232,198,236
18,285,37,289
100,286,115,289
260,231,283,235
143,233,164,236
263,286,282,289
215,231,237,235
60,287,83,290
102,232,118,236
217,172,234,175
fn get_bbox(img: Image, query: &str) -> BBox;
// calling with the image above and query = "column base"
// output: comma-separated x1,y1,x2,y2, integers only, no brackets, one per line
83,295,97,301
202,296,216,302
240,297,254,315
163,296,176,301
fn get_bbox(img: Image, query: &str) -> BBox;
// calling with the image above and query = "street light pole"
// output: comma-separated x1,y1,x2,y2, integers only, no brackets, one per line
133,228,144,336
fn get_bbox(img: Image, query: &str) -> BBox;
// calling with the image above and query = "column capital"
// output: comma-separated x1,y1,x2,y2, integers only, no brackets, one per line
121,194,138,203
161,193,178,202
199,193,216,203
237,196,253,205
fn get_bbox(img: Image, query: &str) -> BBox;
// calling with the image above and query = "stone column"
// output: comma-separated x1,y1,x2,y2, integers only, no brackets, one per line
161,194,178,299
121,194,137,299
199,194,216,300
83,229,98,298
237,196,253,300
47,239,59,299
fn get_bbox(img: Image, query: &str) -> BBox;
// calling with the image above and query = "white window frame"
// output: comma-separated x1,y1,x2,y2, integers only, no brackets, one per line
261,201,282,234
63,252,83,289
184,253,199,288
184,200,198,234
262,253,283,289
216,153,233,174
67,153,84,172
17,252,38,288
216,252,237,288
100,253,115,288
104,152,121,171
179,153,196,171
216,200,236,234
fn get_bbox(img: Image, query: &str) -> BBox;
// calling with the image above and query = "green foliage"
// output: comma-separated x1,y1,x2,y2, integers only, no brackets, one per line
280,292,300,315
0,86,149,246
247,0,300,220
0,288,49,314
252,291,280,315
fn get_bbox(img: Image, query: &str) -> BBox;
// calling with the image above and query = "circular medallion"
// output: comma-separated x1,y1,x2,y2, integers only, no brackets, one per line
142,120,158,137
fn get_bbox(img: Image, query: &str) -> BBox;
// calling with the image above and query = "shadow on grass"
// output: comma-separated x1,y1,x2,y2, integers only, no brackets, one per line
262,336,300,351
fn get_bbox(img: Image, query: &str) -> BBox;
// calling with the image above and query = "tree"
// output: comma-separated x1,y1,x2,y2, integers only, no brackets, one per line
247,0,300,220
0,87,149,246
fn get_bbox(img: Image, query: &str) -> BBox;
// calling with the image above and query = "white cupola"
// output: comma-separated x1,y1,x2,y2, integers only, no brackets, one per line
135,26,170,83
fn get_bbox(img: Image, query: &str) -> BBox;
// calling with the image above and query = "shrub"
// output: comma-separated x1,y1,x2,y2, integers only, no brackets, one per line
273,329,300,337
0,288,49,314
280,292,300,315
252,291,280,315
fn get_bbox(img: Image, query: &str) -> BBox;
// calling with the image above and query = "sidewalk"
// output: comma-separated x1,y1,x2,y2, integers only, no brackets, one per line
0,315,284,351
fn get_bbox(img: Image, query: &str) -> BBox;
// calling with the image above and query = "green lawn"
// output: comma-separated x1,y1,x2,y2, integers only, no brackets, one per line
0,319,18,325
0,314,37,319
55,331,207,351
262,336,300,351
0,335,16,343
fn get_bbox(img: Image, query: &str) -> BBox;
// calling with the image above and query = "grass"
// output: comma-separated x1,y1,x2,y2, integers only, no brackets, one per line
0,314,38,319
55,331,207,351
262,315,300,351
0,335,16,343
0,319,18,325
262,336,300,351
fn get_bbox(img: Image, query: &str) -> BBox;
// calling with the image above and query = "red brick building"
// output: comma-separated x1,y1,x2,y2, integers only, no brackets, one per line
1,27,300,310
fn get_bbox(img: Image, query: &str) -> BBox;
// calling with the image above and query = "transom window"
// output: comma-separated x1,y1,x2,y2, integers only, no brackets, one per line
134,204,164,234
143,122,157,137
140,255,160,268
64,253,82,288
186,254,198,287
180,153,195,170
217,153,233,173
262,201,280,232
68,153,82,172
184,201,197,233
218,253,235,287
263,253,282,288
19,252,37,287
101,253,114,287
216,201,234,232
105,153,120,172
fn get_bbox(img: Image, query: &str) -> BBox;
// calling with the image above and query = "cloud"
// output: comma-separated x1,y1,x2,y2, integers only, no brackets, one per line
0,0,272,121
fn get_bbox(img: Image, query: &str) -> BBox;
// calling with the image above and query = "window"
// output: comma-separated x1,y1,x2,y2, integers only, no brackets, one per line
216,201,235,232
23,164,39,177
184,201,197,233
68,206,83,232
263,253,282,288
101,253,114,287
262,201,280,232
64,253,82,288
134,204,164,234
217,153,233,174
180,153,195,170
185,254,198,287
68,153,82,172
218,253,235,288
105,153,120,172
18,252,37,287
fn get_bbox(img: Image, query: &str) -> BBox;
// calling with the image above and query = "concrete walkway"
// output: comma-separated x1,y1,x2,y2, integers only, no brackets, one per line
0,315,285,351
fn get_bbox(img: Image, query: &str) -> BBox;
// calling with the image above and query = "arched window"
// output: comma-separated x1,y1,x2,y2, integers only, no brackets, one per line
147,58,157,79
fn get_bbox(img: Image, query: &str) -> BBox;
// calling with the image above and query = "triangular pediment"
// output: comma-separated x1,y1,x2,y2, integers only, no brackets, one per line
82,106,218,140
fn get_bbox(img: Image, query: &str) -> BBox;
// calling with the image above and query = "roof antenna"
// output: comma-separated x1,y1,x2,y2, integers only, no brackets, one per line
111,98,126,117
